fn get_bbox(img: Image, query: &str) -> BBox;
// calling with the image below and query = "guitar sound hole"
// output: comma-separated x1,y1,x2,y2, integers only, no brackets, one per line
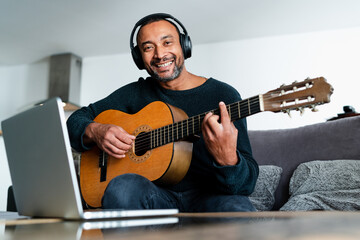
135,132,148,156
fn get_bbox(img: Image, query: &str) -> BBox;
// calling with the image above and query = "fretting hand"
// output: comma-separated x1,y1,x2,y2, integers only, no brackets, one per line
201,102,239,166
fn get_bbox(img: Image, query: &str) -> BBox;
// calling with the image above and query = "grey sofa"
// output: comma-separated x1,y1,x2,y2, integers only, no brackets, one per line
7,116,360,212
248,115,360,210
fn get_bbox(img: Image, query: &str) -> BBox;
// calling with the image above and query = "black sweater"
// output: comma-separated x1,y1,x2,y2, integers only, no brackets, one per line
66,77,258,195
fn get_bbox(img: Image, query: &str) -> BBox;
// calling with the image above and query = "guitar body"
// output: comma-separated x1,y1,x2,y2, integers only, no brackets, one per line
80,101,193,208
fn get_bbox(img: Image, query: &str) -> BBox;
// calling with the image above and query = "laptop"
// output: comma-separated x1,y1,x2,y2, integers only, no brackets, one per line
1,97,178,220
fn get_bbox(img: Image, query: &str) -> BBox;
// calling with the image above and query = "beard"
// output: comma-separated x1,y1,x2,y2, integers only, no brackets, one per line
147,55,184,83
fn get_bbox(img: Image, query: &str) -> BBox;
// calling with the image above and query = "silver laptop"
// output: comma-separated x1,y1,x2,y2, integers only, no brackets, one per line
2,97,178,220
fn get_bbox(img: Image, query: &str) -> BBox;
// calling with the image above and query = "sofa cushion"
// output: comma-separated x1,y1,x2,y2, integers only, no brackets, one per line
248,116,360,210
280,160,360,211
249,165,282,211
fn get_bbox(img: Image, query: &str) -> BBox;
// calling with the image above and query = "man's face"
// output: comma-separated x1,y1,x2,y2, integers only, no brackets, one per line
137,20,184,82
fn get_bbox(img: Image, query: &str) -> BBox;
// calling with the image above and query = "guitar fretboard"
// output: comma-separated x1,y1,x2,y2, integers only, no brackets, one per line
134,95,262,154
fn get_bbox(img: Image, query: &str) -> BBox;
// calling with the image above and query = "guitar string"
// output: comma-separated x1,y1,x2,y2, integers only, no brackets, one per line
132,91,303,152
133,92,294,147
132,97,263,153
132,92,312,153
132,96,267,151
133,97,261,144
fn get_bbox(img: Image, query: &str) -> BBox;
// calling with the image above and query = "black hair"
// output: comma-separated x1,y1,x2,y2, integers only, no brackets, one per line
136,16,181,44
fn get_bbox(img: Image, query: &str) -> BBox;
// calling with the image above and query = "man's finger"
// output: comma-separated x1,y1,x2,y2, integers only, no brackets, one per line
114,126,136,145
219,101,230,124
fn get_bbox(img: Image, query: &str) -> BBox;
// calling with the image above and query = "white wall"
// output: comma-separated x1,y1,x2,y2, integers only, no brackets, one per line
1,26,360,210
190,27,360,129
0,60,49,211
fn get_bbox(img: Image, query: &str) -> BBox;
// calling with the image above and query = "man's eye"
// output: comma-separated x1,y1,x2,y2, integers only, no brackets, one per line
143,46,153,52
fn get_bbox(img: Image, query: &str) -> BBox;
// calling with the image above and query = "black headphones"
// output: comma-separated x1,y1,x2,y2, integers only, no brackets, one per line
130,13,192,70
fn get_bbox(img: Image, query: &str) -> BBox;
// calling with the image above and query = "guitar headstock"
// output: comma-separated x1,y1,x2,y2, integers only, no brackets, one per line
262,77,333,114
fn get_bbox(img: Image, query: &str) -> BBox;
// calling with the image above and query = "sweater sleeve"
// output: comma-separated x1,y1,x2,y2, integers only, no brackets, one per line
66,105,97,152
211,118,259,196
66,87,128,152
66,79,147,152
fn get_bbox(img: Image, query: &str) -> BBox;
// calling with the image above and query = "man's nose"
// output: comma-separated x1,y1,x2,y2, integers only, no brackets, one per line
154,46,166,59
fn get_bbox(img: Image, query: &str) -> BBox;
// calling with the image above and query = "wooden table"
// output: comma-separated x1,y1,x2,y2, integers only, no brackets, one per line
2,211,360,239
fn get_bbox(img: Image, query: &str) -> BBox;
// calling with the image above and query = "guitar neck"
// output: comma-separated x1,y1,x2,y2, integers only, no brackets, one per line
211,95,263,122
136,95,263,152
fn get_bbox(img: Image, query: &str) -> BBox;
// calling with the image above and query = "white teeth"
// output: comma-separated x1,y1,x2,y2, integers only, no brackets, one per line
157,61,172,67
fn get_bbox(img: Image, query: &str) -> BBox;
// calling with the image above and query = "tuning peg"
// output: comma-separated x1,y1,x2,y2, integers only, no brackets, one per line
311,105,318,112
295,107,304,115
299,107,305,116
283,109,292,118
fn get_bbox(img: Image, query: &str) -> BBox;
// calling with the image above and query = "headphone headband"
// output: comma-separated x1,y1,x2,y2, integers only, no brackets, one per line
130,13,192,70
129,13,188,49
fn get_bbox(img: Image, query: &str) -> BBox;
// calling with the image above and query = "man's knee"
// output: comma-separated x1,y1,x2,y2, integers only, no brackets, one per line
102,174,153,209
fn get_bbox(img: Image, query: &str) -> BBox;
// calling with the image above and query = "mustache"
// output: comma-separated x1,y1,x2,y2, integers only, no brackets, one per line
150,56,175,66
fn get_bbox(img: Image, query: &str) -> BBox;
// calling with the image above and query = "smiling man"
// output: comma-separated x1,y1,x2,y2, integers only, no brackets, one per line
138,19,206,90
139,20,185,82
67,13,259,212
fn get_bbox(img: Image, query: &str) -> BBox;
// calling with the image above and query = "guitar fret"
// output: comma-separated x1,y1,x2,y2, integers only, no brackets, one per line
161,127,163,146
167,125,170,144
159,128,162,146
151,130,154,148
162,127,165,145
181,121,183,139
199,115,201,131
153,129,156,148
172,123,175,141
157,128,159,147
153,129,155,148
228,105,231,119
162,127,164,146
186,119,189,136
173,122,177,141
150,131,152,149
154,129,157,148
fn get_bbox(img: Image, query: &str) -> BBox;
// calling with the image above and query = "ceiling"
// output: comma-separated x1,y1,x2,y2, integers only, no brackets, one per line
1,0,360,65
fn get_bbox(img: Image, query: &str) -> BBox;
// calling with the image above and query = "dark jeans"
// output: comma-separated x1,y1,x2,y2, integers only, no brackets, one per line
102,173,256,212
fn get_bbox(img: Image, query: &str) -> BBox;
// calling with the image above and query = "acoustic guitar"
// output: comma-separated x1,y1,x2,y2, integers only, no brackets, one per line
80,77,333,208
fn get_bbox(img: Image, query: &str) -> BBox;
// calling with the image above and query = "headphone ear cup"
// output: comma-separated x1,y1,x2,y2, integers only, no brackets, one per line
180,34,192,59
131,45,145,70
